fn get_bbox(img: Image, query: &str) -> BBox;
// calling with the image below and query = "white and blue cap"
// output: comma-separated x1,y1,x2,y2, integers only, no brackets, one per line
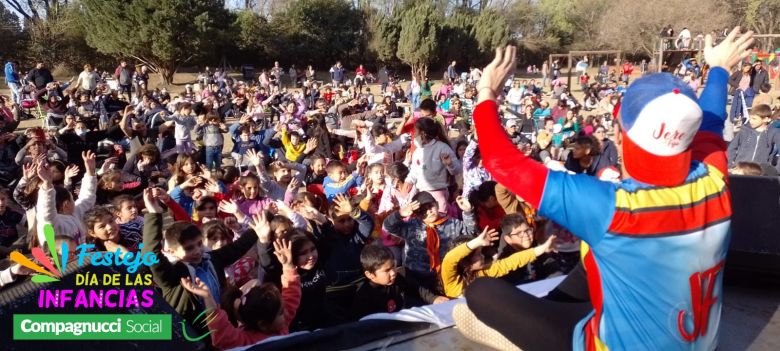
619,73,702,186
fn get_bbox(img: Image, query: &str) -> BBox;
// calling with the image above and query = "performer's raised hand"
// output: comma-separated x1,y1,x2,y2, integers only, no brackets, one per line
704,26,754,71
477,46,517,103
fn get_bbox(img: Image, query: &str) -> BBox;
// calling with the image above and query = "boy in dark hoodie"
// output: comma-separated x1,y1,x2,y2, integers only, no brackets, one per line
312,194,374,325
727,104,780,170
141,187,264,344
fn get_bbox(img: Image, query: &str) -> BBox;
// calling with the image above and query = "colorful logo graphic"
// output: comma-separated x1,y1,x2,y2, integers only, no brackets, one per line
9,224,65,283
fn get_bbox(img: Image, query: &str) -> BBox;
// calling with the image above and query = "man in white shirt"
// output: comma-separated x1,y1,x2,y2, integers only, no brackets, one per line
678,27,692,49
75,64,100,93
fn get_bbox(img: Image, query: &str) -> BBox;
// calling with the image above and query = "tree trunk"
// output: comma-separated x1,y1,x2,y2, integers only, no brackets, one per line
158,66,175,86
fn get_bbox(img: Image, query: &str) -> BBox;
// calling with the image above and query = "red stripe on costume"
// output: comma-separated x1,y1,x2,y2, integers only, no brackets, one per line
608,193,731,236
474,101,548,208
691,132,728,177
583,250,603,351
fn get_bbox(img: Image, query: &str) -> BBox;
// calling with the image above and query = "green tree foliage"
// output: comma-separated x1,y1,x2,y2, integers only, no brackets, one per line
270,0,363,66
439,8,479,67
79,0,229,84
397,1,442,80
739,0,780,50
473,8,510,59
0,6,24,62
367,12,400,65
234,10,270,51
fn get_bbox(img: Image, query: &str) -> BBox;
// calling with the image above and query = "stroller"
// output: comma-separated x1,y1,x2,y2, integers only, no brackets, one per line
18,86,44,121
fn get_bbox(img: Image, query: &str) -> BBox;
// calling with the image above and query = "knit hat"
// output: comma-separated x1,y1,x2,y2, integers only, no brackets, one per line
619,73,702,186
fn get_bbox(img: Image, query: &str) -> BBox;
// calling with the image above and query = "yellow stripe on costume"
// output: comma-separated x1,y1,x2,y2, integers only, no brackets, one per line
614,164,726,211
593,336,609,351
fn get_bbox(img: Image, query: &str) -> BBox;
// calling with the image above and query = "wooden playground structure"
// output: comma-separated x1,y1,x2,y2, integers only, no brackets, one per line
547,50,623,88
655,34,780,72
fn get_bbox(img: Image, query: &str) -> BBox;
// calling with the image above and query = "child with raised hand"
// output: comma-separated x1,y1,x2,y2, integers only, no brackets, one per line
358,163,386,215
232,173,277,217
170,101,198,154
246,149,306,202
441,227,555,298
312,194,374,324
405,117,461,213
351,245,448,321
286,231,329,332
35,150,97,246
382,191,476,292
279,124,307,162
167,154,202,191
322,160,363,202
194,112,228,170
179,237,301,350
142,187,266,344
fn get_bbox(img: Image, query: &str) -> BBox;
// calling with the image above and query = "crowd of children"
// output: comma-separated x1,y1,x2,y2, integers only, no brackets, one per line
0,54,775,350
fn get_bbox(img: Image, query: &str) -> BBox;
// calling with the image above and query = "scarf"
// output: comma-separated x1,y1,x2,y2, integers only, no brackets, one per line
425,216,450,273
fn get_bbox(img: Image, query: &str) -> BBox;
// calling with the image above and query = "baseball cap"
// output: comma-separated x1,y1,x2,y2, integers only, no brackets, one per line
505,120,518,129
619,73,702,187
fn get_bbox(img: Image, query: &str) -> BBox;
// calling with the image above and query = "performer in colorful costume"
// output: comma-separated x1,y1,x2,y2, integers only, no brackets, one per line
455,28,755,351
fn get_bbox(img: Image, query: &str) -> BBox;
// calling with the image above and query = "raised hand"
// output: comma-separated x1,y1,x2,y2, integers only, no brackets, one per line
298,205,327,224
333,194,353,215
218,199,240,215
704,27,755,70
22,162,38,180
468,227,499,249
199,164,213,180
272,238,294,269
251,213,272,243
477,46,517,103
534,235,557,257
151,187,170,203
10,263,34,276
82,150,96,176
399,200,420,217
181,176,202,189
180,277,211,298
287,177,301,192
144,188,163,213
246,149,262,166
138,156,151,168
455,195,473,214
36,159,53,187
274,200,294,217
63,164,79,180
304,138,318,154
205,180,221,194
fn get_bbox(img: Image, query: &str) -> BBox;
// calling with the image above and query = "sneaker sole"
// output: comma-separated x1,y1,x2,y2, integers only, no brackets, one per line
452,303,522,351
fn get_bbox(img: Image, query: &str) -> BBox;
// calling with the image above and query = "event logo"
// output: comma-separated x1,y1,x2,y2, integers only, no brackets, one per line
9,225,66,283
181,309,218,342
8,224,173,341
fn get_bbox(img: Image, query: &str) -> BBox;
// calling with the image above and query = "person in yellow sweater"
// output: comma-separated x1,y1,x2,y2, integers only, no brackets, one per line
280,124,306,161
441,226,555,298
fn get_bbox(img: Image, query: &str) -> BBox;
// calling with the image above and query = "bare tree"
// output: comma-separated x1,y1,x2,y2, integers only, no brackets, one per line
4,0,62,21
597,0,731,56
